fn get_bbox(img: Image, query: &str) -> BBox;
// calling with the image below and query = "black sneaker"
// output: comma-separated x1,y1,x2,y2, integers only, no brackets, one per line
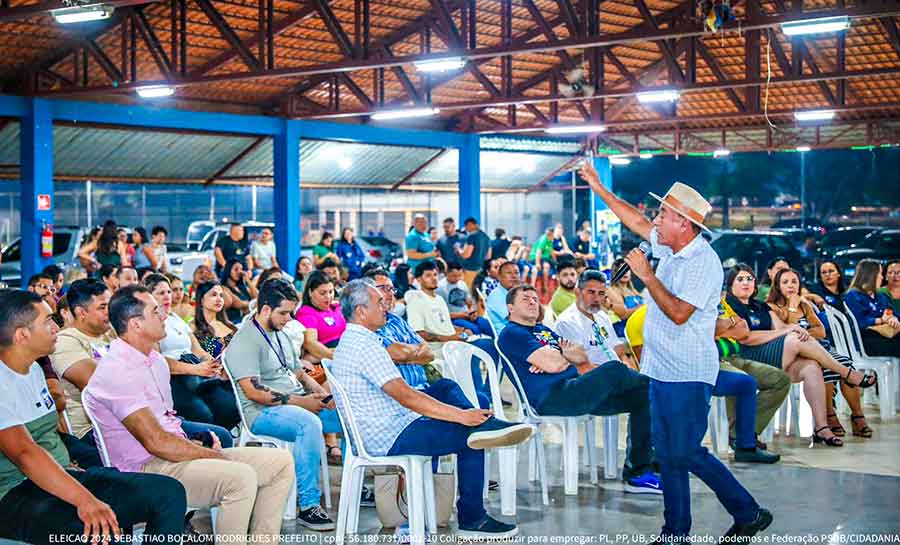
467,419,534,450
488,480,499,491
734,448,780,464
729,436,768,452
360,485,376,507
457,515,518,540
297,505,335,531
722,508,773,541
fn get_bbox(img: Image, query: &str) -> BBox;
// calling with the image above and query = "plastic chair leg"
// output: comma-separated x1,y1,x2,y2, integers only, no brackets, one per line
406,462,426,545
421,459,438,536
284,473,298,520
535,436,549,506
603,416,618,480
584,419,597,484
563,419,579,495
346,467,365,535
320,443,332,510
498,446,518,516
334,461,355,545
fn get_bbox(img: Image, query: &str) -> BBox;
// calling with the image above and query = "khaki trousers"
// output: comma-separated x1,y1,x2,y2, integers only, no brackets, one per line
143,446,294,544
463,269,479,290
722,356,791,436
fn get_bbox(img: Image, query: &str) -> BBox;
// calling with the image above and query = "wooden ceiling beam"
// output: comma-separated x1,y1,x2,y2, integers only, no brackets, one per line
194,0,260,71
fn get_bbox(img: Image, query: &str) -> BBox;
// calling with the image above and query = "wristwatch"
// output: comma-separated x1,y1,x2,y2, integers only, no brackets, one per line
459,332,469,341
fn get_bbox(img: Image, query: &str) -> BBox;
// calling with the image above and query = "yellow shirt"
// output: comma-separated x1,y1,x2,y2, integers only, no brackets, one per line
624,304,648,348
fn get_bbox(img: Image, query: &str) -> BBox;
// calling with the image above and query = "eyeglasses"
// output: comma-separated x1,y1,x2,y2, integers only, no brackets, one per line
887,271,900,277
374,284,394,292
734,275,755,283
821,269,838,275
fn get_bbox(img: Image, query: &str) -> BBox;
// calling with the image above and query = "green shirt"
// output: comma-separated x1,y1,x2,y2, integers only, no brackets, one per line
550,287,577,316
313,244,332,259
530,235,554,261
879,287,900,314
0,362,70,501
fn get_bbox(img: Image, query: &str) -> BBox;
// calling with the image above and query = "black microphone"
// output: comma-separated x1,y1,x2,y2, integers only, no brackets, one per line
611,241,652,284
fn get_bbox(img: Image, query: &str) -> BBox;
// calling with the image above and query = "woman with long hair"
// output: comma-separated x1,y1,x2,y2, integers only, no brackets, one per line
220,259,257,323
767,268,871,438
294,255,314,293
608,256,645,322
144,274,239,431
296,271,345,363
881,259,900,314
79,220,127,270
166,273,193,322
756,257,790,303
845,258,900,358
131,227,158,270
809,260,847,311
77,227,102,274
725,264,876,447
192,281,238,359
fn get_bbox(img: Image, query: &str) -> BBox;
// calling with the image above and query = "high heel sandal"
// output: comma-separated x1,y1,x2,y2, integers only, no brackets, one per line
826,413,846,437
851,415,874,438
812,426,843,447
845,369,878,389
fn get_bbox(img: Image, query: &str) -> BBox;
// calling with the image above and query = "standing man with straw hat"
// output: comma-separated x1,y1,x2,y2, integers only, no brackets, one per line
579,163,772,541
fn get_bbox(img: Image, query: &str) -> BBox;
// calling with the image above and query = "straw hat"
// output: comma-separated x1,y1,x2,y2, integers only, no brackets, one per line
649,182,712,232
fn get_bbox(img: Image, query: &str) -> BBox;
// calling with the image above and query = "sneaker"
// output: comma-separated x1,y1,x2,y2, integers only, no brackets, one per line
488,480,499,491
360,485,376,507
734,447,780,464
624,472,663,495
721,508,773,541
467,419,534,450
394,522,411,544
457,515,518,540
729,436,768,451
297,505,335,531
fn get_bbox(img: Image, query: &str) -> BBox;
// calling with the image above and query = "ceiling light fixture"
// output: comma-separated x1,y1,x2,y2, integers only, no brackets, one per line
782,16,850,36
51,4,114,23
371,107,439,120
609,156,632,166
338,157,353,170
794,109,835,122
796,145,811,152
639,153,654,159
713,148,731,158
637,89,680,103
545,124,606,135
414,57,467,73
136,86,175,98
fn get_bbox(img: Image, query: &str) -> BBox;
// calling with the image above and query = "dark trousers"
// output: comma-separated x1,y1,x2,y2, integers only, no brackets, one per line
387,379,486,526
712,370,757,450
537,361,655,479
649,379,759,538
171,376,240,430
0,467,187,545
59,430,103,469
180,418,234,449
452,317,495,338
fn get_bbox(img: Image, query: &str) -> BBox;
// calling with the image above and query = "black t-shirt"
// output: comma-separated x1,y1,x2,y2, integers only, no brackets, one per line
491,238,511,260
809,284,846,312
436,233,462,267
574,238,591,255
216,236,249,272
726,293,773,331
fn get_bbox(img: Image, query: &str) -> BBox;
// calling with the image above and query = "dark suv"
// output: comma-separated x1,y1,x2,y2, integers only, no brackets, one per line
710,230,810,281
833,229,900,278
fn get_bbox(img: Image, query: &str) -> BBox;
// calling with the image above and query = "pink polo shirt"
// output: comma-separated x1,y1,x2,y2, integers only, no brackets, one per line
296,304,347,345
85,338,187,473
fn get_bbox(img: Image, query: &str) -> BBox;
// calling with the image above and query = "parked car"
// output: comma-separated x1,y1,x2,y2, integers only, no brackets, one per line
833,229,900,279
0,226,83,287
165,242,212,282
185,220,215,251
357,235,403,269
816,226,883,262
770,217,832,236
709,230,811,281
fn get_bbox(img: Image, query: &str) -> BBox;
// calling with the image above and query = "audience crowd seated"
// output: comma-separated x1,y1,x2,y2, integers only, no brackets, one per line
845,259,900,358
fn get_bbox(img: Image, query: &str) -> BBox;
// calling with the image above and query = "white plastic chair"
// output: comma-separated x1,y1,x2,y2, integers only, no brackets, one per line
824,304,895,419
441,342,519,515
322,362,437,545
839,303,897,414
81,389,218,535
220,358,331,517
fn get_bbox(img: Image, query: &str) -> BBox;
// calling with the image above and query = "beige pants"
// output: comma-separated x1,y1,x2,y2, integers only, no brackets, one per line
463,269,479,290
143,447,294,544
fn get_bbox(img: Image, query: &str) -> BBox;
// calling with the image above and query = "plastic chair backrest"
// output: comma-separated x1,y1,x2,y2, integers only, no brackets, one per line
490,336,541,420
441,341,505,419
542,305,557,327
321,361,372,460
842,302,874,359
220,349,256,435
823,305,853,358
80,389,112,467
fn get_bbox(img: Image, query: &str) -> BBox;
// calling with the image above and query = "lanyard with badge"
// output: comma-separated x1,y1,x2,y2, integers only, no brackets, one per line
591,320,617,361
253,319,300,387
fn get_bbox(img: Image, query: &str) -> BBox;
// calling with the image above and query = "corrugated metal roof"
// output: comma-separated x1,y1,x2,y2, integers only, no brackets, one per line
480,136,582,155
0,121,19,165
410,149,574,188
298,140,441,185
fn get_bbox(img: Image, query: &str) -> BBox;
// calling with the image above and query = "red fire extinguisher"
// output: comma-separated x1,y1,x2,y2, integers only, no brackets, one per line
41,222,53,258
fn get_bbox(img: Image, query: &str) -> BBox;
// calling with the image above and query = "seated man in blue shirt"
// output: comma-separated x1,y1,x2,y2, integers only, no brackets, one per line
497,284,661,494
485,262,520,334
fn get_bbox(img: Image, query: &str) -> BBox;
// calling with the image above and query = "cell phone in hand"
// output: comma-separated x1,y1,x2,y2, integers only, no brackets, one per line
189,431,215,448
320,394,333,404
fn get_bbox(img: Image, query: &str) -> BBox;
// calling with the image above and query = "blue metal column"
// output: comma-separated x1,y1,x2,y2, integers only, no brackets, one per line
588,157,616,267
274,121,301,275
458,134,481,222
20,98,54,283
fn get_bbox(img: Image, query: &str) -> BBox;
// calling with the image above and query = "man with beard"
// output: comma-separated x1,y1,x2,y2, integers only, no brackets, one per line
224,278,336,531
498,281,661,494
550,261,578,316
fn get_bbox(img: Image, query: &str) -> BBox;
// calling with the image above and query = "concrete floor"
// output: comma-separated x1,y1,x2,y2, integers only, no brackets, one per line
275,410,900,541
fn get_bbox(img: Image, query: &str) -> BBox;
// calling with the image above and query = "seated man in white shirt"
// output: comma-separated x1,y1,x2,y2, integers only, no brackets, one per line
498,278,660,494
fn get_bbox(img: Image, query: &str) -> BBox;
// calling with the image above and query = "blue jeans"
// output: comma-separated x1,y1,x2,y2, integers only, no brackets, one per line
452,317,495,338
180,418,234,449
712,370,757,450
388,379,487,526
649,379,759,538
250,405,341,510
